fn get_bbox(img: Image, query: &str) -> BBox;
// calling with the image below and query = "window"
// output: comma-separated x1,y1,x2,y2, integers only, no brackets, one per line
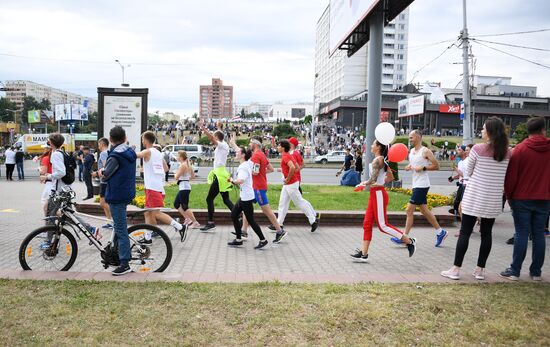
400,14,406,20
398,44,405,50
383,64,394,69
383,73,393,79
383,53,394,59
398,34,405,40
399,24,405,30
397,64,404,70
384,33,395,39
384,43,394,48
397,54,404,60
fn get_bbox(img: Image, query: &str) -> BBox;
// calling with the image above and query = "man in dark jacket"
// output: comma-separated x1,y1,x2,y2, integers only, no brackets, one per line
501,117,550,281
82,146,95,200
100,126,137,276
15,148,24,180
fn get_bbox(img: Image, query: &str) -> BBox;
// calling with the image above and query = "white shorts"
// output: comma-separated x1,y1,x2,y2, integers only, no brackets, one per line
41,182,54,205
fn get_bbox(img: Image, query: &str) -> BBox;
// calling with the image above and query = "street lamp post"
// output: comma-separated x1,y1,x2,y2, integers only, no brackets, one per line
115,59,131,87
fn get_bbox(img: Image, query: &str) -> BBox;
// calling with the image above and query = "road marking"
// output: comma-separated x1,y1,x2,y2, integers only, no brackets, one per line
0,209,19,213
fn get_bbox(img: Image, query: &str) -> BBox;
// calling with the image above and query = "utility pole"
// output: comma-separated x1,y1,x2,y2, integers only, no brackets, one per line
461,0,473,145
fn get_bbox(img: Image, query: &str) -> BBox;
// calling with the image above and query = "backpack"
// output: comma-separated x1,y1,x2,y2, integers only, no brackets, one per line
57,149,76,185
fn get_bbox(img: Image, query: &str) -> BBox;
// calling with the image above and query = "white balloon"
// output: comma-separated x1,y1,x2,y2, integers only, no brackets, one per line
375,122,396,145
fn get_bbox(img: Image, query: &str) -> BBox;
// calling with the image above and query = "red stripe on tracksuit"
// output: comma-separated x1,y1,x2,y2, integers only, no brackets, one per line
363,186,404,241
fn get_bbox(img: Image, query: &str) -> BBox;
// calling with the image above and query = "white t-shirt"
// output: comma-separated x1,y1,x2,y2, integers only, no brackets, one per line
213,141,229,169
4,149,16,164
409,146,431,188
237,160,254,201
457,156,470,184
143,147,165,194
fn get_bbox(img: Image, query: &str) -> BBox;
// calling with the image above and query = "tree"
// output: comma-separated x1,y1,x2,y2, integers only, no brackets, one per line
0,97,17,123
303,115,312,125
148,113,162,127
272,123,296,138
513,121,529,144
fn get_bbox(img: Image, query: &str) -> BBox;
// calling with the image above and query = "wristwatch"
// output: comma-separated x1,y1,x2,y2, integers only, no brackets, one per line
423,166,427,171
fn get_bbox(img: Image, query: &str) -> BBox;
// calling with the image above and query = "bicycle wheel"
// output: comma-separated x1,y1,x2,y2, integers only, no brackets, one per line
19,226,78,271
128,224,173,273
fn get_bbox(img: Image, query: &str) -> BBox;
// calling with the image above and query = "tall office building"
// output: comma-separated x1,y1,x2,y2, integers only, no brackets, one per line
3,80,98,113
314,6,409,110
199,78,234,118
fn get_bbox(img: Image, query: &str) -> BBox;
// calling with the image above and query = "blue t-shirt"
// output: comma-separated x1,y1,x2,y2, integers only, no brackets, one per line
344,154,353,171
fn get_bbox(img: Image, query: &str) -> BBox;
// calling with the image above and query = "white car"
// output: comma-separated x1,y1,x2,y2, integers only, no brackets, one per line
314,151,347,164
163,144,204,162
168,159,199,177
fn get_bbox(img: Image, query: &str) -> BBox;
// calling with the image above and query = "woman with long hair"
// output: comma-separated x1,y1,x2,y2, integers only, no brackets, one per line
442,117,511,280
38,146,53,216
174,151,200,236
350,140,417,262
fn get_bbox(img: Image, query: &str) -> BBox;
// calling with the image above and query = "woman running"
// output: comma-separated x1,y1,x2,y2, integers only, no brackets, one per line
227,147,268,250
174,151,201,234
350,140,417,262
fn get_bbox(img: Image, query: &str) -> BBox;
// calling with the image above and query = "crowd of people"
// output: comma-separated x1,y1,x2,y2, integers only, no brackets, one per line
21,115,550,279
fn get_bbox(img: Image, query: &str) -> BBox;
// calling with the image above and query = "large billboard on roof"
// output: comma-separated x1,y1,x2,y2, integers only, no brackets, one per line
329,0,380,54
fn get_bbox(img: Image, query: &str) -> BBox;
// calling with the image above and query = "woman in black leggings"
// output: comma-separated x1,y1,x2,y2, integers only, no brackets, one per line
227,147,268,250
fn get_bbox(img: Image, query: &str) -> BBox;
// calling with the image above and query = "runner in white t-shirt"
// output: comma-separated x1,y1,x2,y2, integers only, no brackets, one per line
136,131,185,242
227,146,268,249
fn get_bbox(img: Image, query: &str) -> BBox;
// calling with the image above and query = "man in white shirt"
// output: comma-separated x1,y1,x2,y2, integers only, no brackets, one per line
136,131,184,242
40,133,71,193
4,146,16,181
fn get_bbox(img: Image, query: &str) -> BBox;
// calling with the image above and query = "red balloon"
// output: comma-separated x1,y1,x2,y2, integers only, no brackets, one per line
388,143,408,163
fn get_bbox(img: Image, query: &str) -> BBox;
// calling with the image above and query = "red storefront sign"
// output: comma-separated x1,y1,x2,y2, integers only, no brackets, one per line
380,111,389,122
439,104,461,114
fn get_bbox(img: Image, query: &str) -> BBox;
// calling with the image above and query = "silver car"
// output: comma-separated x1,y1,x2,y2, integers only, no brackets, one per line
314,151,347,164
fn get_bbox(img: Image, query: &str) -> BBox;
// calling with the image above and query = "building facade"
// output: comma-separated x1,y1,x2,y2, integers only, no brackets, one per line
199,78,233,119
268,103,313,122
314,6,409,111
3,80,98,113
162,112,181,122
235,102,271,119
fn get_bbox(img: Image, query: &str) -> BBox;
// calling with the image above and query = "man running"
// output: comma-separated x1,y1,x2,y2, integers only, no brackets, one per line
199,121,234,231
234,136,284,238
274,140,319,243
288,137,305,194
391,130,448,247
136,131,185,243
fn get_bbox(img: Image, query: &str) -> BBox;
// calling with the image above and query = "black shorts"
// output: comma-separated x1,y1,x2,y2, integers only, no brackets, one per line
99,184,107,198
409,187,430,205
174,190,191,210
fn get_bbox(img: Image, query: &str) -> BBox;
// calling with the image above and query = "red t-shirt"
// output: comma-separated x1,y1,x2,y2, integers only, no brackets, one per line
42,155,52,174
291,150,303,182
251,150,269,190
281,152,299,185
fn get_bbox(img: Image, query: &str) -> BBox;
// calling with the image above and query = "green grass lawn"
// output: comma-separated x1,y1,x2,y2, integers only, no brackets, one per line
137,184,412,211
0,280,548,346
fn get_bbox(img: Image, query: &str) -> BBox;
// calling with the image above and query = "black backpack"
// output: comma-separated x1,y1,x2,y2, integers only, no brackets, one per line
57,149,76,185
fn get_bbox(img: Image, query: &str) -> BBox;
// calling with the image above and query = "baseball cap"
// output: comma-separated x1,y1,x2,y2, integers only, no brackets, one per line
288,137,299,147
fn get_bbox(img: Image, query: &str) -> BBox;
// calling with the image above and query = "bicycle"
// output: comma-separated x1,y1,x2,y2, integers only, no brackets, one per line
19,188,173,273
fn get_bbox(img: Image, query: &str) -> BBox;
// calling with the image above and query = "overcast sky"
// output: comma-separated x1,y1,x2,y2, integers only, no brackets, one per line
1,0,549,117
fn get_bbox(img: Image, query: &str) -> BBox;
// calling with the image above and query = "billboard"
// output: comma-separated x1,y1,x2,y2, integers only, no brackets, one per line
329,0,380,54
28,110,40,123
54,102,89,121
439,104,460,114
398,95,425,118
102,95,144,150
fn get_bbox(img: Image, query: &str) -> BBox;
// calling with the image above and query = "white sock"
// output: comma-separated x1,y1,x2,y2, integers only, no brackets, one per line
171,220,183,230
436,228,443,235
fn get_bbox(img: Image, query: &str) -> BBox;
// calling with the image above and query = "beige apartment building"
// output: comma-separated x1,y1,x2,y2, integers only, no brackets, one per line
199,78,233,118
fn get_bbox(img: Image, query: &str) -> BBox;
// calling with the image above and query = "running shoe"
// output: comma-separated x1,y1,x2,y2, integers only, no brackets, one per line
227,239,243,247
200,223,216,232
254,240,268,249
268,224,281,231
440,269,460,280
473,268,486,280
179,224,188,243
390,237,404,245
350,249,369,262
231,231,248,239
499,268,519,281
311,219,319,232
407,238,417,257
102,223,114,229
273,229,287,244
112,264,132,276
530,274,542,281
506,237,515,245
435,229,448,247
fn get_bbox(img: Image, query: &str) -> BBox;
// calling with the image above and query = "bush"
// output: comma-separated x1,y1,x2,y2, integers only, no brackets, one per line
513,122,528,144
272,123,296,138
197,136,211,145
392,137,428,147
236,138,249,147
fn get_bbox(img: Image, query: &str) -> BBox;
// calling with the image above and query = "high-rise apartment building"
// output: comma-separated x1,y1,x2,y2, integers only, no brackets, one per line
314,6,409,111
199,78,233,118
3,80,98,113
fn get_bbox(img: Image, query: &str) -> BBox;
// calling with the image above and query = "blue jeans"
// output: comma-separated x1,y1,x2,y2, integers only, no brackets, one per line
509,200,550,277
109,202,131,266
16,162,24,180
78,162,83,181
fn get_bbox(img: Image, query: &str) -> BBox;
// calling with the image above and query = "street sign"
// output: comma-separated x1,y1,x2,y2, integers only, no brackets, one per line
460,101,465,120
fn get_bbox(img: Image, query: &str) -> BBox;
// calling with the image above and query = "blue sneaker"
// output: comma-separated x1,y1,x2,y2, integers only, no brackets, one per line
102,223,113,229
391,237,404,245
39,241,52,250
435,229,448,247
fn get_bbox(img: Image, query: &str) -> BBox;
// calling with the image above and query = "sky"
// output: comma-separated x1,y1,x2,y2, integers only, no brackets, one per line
1,0,549,118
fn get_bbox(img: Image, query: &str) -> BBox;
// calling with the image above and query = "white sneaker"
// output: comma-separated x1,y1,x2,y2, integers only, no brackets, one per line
531,275,542,282
441,269,460,280
473,268,485,280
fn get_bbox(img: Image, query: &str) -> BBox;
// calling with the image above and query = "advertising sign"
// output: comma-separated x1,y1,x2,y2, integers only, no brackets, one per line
103,96,142,149
28,110,40,123
398,95,425,118
329,0,379,54
439,104,461,114
54,103,89,121
460,101,465,120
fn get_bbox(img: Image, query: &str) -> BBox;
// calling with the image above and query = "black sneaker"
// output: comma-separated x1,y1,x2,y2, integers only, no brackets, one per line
311,219,319,232
273,229,287,243
506,237,514,245
268,224,277,231
499,268,519,281
231,231,248,239
227,239,243,247
112,264,132,276
350,249,369,262
200,223,216,232
407,238,417,257
254,240,268,249
179,224,188,243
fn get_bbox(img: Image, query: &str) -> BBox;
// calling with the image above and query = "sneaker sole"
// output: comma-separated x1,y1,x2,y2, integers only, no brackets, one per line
254,242,269,250
351,257,369,263
112,269,133,276
435,232,448,247
440,273,460,280
499,274,519,281
200,226,216,232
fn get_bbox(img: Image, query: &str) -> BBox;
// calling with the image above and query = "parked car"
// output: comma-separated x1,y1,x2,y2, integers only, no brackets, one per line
314,151,347,164
168,158,199,177
163,144,204,161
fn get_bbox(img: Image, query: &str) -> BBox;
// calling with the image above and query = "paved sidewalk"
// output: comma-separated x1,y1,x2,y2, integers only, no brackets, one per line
1,180,548,283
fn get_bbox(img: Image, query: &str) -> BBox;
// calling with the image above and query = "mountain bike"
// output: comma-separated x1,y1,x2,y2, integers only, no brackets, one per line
19,188,173,273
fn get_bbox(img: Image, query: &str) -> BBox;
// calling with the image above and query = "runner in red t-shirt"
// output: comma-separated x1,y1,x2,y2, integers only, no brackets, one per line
274,140,319,243
238,136,285,238
288,137,304,194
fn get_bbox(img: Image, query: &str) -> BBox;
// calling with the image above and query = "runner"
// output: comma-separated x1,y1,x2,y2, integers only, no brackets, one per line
391,130,448,247
350,140,416,262
199,121,234,231
136,131,185,243
288,137,304,194
233,136,284,238
274,140,319,243
174,150,201,234
227,146,268,249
